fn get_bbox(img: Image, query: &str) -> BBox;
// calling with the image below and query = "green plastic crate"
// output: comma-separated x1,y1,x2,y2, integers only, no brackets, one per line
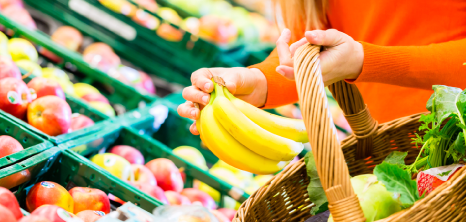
0,13,158,112
58,123,249,207
23,0,243,86
0,114,53,168
0,146,163,212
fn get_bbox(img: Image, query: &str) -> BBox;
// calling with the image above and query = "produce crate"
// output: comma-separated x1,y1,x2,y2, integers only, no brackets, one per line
0,13,164,145
23,0,243,86
0,146,163,212
58,123,250,207
0,114,53,168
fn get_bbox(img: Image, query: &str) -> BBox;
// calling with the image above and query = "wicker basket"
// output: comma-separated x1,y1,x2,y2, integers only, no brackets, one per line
233,44,466,222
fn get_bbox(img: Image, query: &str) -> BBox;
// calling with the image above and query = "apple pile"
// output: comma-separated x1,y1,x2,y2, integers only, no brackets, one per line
0,182,109,222
40,26,156,95
89,145,236,221
0,0,37,35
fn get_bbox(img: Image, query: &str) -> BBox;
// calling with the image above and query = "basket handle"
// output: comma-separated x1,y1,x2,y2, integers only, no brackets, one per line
328,82,378,159
294,44,365,222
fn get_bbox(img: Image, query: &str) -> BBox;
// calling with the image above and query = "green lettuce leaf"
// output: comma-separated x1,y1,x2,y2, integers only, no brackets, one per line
374,162,419,208
427,85,462,125
304,151,328,215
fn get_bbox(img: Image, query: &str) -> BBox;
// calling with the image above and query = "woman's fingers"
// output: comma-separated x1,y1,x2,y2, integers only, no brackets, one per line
290,37,308,57
191,68,215,93
276,65,295,80
190,122,199,135
177,101,200,119
182,85,210,105
305,29,345,47
276,29,293,66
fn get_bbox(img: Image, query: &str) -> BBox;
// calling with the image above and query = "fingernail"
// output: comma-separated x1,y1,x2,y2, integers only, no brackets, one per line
310,32,317,39
277,69,285,75
204,82,211,91
191,110,196,117
202,95,209,104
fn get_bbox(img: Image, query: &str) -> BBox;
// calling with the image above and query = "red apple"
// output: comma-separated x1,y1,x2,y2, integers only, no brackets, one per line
217,208,236,221
27,77,65,100
134,71,155,94
0,77,32,119
69,187,110,214
0,169,31,189
2,5,36,31
210,210,230,222
108,145,144,165
108,194,125,205
0,135,24,158
80,93,109,104
145,158,183,192
0,204,17,222
26,181,74,212
76,210,104,222
70,114,95,131
83,43,120,73
134,0,158,12
30,205,78,222
129,164,157,187
180,188,216,210
0,56,21,80
165,190,191,206
18,215,51,222
132,9,160,30
132,183,168,205
27,96,72,136
42,26,83,62
0,187,22,219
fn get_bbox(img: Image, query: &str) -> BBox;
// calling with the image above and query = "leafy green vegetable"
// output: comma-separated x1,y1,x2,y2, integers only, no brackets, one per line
374,162,419,208
304,151,328,215
384,151,408,165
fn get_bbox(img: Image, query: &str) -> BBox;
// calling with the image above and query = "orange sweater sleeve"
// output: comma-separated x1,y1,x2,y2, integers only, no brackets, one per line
350,39,466,88
249,49,299,109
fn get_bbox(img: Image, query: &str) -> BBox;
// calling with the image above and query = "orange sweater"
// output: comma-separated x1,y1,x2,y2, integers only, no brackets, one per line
251,0,466,123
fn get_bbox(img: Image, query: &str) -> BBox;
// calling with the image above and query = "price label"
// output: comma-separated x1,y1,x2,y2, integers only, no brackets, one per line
69,0,137,41
149,105,168,131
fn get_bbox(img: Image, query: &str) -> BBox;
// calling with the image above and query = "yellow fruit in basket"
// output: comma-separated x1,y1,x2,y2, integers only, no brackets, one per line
253,175,274,187
89,101,115,117
198,89,290,175
73,83,100,98
99,0,137,16
157,7,182,25
213,84,303,161
41,67,75,95
198,168,242,210
90,153,132,179
0,32,10,57
15,59,42,76
212,160,253,182
173,146,208,170
8,38,38,62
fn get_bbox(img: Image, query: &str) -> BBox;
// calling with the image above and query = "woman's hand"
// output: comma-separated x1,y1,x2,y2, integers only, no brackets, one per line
276,29,364,86
177,67,267,135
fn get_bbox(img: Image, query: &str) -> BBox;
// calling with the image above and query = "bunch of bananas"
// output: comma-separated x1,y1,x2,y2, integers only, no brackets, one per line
197,77,308,174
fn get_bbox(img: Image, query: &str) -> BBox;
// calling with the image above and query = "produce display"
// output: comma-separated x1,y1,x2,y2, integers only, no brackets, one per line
99,0,279,46
88,144,241,221
304,84,466,221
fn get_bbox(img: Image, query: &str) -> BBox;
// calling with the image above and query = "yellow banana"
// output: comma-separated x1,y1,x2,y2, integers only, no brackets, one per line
224,89,308,143
213,83,303,161
199,90,289,174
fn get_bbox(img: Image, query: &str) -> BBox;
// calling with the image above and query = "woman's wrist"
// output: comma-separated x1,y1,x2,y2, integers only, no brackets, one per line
249,68,268,107
347,41,364,80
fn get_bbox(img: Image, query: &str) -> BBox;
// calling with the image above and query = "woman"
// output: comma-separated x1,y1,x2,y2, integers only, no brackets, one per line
178,0,466,135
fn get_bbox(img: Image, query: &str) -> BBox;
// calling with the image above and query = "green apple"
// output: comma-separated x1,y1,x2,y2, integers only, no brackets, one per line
8,38,38,62
41,67,75,95
253,175,274,187
90,153,132,179
198,167,242,209
15,60,42,76
173,146,207,170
